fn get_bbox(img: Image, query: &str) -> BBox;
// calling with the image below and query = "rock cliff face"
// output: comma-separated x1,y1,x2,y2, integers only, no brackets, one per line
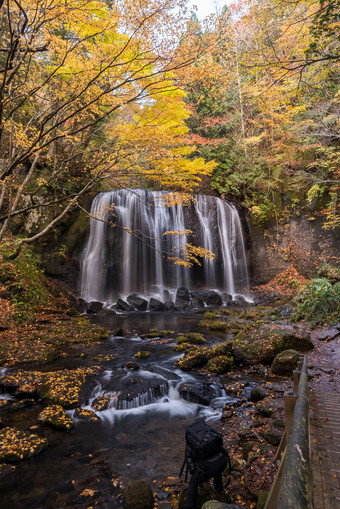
248,209,339,285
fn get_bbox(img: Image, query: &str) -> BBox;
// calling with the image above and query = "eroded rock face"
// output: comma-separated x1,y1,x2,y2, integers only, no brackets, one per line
123,479,154,509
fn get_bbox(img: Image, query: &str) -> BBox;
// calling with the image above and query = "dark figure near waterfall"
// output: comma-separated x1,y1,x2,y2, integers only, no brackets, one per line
185,440,229,509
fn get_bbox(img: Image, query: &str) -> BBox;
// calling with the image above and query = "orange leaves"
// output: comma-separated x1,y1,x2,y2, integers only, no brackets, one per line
0,427,48,462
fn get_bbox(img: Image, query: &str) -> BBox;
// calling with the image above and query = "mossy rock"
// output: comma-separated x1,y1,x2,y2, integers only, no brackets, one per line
177,341,234,371
1,370,45,393
73,408,101,422
207,355,233,374
38,405,74,430
212,341,233,356
233,325,313,364
123,479,154,509
271,349,301,375
91,395,113,411
173,342,193,352
0,427,48,461
146,328,173,338
135,351,150,359
125,361,140,370
39,368,97,408
177,333,207,345
176,346,211,370
200,320,229,331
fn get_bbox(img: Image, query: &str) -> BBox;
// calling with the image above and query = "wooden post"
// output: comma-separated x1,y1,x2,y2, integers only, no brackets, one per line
284,391,298,439
293,369,302,392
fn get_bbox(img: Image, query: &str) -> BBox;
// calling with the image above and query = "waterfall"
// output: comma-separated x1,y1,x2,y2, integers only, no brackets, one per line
80,189,249,304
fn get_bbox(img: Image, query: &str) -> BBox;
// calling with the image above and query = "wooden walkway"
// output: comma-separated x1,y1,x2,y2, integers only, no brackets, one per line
310,391,340,509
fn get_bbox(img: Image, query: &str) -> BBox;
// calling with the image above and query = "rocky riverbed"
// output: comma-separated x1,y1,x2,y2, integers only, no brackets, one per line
0,299,339,509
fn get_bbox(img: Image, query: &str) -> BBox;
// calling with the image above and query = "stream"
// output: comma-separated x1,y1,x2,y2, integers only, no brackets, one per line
0,311,246,509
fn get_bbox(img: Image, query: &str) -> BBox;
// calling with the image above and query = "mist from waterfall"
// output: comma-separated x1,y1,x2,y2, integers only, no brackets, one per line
80,190,249,304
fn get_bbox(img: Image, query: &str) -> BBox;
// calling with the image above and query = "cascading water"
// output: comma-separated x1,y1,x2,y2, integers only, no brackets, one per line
81,189,249,304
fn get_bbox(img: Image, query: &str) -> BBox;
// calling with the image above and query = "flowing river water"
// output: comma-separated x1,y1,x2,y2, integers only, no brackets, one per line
0,311,250,509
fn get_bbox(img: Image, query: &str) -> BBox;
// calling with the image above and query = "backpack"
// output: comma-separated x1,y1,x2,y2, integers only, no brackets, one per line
185,421,223,460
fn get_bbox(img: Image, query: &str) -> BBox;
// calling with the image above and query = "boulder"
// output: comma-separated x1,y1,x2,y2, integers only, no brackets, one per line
232,295,247,306
250,387,267,402
207,355,233,374
148,298,166,311
221,293,233,305
176,347,210,370
73,408,101,422
164,300,176,311
116,299,134,312
204,290,222,306
260,428,282,446
76,298,87,313
175,287,191,309
95,308,116,319
115,380,168,409
123,479,154,509
124,361,140,371
40,369,93,408
92,395,112,411
233,325,313,365
0,427,48,461
127,294,148,311
191,297,205,309
271,349,301,375
38,405,74,430
178,382,217,406
86,301,103,313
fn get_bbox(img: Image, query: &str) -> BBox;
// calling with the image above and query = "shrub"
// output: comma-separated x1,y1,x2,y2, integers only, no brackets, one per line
292,278,340,327
0,240,55,323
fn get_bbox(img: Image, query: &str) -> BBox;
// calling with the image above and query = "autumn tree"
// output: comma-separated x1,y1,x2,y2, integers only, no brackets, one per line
180,0,339,226
0,0,213,252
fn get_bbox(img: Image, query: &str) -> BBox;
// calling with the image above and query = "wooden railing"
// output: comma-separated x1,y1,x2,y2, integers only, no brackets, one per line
264,355,313,509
